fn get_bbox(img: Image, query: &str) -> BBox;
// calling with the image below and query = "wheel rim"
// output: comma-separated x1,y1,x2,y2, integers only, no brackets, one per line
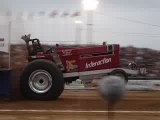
29,69,53,94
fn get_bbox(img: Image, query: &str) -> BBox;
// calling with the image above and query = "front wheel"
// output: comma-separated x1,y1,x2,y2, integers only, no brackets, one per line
20,59,64,100
110,69,128,83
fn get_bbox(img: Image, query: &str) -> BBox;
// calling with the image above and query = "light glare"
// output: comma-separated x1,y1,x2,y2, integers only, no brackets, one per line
75,20,83,24
82,0,99,11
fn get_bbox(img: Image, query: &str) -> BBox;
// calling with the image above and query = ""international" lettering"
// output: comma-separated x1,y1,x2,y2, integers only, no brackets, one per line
85,58,112,69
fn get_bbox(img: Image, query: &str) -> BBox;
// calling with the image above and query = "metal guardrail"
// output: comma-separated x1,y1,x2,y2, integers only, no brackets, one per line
129,77,160,80
65,79,160,91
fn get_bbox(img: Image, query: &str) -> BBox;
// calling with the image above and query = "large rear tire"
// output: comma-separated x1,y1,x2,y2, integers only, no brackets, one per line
20,59,64,100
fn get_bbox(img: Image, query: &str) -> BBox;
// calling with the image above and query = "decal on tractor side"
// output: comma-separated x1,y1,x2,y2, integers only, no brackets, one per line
66,60,77,72
62,49,72,56
85,58,112,69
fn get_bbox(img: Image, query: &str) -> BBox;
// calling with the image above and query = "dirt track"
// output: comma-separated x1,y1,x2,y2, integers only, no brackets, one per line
0,90,160,120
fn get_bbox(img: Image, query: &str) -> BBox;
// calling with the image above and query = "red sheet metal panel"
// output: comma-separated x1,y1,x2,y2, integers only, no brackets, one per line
57,44,120,73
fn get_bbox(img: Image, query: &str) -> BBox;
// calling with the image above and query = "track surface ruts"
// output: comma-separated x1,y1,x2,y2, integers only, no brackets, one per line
0,90,160,120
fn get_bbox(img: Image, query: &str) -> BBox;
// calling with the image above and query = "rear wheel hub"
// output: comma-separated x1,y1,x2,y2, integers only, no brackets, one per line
29,69,53,94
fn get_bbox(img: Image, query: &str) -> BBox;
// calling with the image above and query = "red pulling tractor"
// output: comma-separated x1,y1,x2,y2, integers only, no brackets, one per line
20,34,140,100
